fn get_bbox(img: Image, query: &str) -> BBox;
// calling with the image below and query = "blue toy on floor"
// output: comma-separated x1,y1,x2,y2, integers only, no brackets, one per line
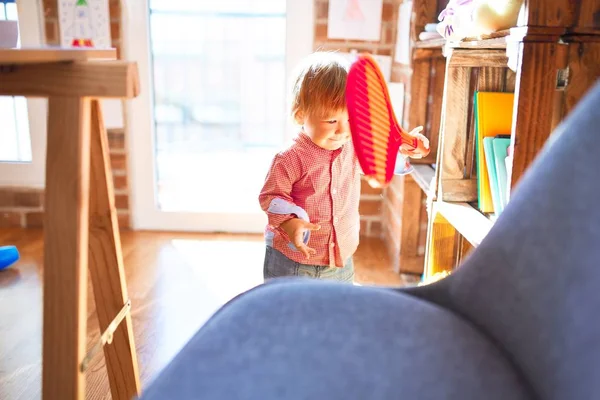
0,245,19,270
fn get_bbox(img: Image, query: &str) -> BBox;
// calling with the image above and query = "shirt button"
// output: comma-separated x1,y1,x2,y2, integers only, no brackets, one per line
330,242,335,247
333,217,339,223
332,188,337,194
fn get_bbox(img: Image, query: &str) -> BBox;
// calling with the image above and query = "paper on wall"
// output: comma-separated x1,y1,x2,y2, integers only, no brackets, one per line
388,82,405,124
59,0,122,127
58,0,111,48
327,0,383,41
395,1,412,64
338,51,392,82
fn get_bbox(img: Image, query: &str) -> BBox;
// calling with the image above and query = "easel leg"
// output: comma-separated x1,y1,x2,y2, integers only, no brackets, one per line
43,97,92,399
88,99,141,399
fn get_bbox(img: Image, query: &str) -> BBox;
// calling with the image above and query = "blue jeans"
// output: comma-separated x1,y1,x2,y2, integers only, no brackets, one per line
263,246,354,283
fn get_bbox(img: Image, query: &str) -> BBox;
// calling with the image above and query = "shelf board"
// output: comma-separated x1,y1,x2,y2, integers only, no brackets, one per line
0,47,117,65
435,201,493,247
411,164,435,193
414,38,446,49
447,30,510,49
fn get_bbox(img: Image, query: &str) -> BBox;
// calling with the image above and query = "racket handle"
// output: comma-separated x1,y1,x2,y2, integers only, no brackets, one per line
398,128,430,157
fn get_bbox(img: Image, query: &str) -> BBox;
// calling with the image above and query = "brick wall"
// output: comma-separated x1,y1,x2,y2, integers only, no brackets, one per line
0,0,130,229
314,0,401,238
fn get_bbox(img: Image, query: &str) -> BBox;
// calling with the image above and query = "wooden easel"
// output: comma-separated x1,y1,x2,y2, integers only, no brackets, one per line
0,48,141,400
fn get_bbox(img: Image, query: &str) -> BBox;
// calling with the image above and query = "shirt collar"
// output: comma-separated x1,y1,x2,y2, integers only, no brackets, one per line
295,132,345,158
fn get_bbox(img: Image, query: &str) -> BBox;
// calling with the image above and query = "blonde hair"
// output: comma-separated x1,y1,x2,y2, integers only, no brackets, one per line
290,51,349,123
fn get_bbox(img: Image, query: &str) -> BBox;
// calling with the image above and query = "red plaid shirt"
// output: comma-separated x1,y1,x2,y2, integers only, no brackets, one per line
259,133,361,267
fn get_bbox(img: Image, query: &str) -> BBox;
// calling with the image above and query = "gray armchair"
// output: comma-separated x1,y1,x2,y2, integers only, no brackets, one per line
140,81,600,400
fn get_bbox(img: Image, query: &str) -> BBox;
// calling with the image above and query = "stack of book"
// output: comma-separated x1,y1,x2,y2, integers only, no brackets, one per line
474,91,515,217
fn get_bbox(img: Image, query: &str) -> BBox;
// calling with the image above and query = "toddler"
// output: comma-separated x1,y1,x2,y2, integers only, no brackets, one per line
259,52,428,283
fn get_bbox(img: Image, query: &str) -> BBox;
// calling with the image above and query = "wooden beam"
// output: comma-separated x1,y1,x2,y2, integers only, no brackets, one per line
508,26,566,42
438,62,470,198
408,58,432,131
412,0,438,43
457,236,475,265
448,49,508,68
399,255,425,275
439,179,477,202
411,165,435,193
415,54,446,165
413,39,446,49
43,97,92,399
88,100,141,399
399,177,425,274
0,61,139,98
424,206,457,278
450,37,508,50
505,68,517,92
436,202,493,247
427,56,446,164
413,48,435,60
477,66,506,91
564,41,600,118
519,0,576,28
575,0,600,30
510,42,560,187
0,48,116,64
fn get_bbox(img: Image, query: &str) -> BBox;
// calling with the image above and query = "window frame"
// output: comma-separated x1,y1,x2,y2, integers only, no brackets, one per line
0,0,47,188
125,0,315,231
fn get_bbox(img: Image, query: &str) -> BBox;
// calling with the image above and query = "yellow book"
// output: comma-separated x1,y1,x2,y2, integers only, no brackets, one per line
474,92,514,213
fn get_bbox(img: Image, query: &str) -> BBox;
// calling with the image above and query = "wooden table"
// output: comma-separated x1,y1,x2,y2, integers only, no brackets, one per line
0,47,141,400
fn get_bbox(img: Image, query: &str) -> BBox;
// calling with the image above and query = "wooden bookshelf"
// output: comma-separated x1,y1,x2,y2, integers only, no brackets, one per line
398,0,600,280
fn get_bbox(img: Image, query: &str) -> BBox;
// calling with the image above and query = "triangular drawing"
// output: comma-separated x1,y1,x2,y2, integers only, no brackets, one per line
344,0,365,21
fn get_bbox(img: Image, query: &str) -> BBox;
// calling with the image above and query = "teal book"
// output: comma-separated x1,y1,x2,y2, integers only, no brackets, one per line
483,137,501,215
493,137,511,213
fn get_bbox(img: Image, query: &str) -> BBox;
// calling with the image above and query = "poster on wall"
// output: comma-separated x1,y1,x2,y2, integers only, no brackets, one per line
58,0,111,48
327,0,383,41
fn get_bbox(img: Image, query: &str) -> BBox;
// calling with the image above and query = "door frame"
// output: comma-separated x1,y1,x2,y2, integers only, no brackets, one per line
125,0,314,232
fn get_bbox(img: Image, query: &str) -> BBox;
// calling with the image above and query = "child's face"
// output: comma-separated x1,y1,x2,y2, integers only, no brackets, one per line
300,108,350,151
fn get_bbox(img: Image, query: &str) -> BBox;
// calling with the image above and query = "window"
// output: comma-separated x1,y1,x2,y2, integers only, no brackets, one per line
148,0,287,213
0,0,32,163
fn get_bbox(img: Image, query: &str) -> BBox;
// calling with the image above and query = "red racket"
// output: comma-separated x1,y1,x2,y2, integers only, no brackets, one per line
346,53,429,188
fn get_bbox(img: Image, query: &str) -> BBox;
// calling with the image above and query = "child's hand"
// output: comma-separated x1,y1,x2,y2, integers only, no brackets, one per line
280,218,321,259
400,126,430,159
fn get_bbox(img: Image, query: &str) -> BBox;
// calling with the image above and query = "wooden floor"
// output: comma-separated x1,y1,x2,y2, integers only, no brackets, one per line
0,228,415,399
